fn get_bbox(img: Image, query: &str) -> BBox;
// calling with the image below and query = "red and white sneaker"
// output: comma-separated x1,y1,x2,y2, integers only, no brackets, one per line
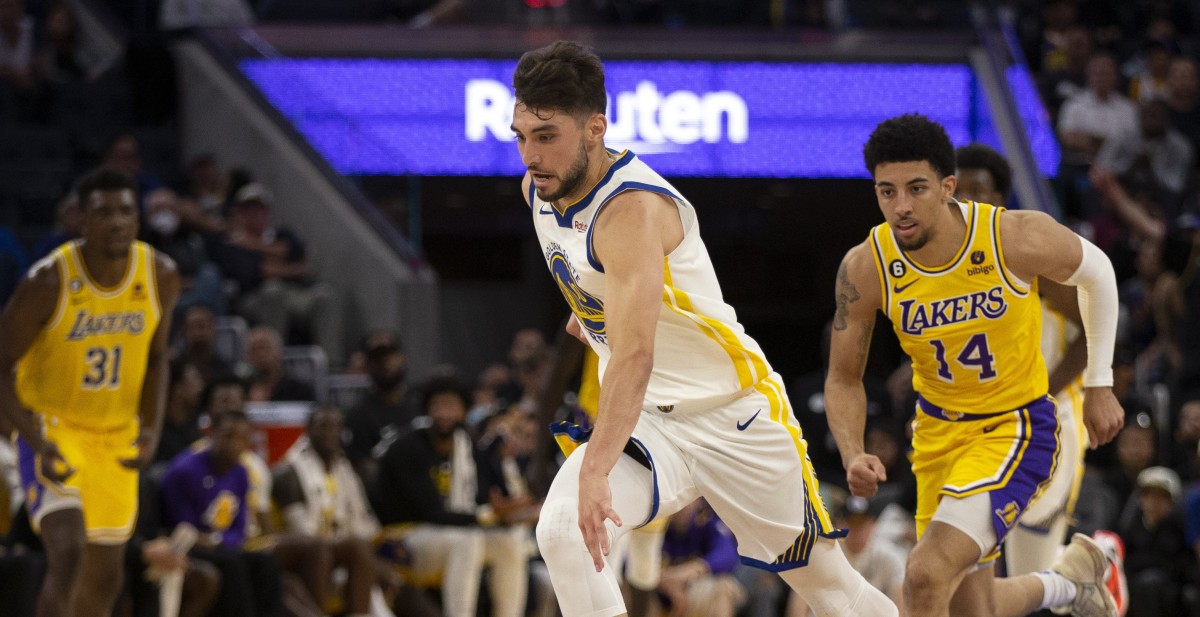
1091,530,1129,617
1049,533,1118,617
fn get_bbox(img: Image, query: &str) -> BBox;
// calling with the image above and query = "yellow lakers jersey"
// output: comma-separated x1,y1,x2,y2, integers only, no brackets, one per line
870,201,1047,412
16,241,161,430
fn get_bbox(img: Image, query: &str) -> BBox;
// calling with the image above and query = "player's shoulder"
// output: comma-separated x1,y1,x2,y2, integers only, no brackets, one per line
148,246,178,276
836,240,883,304
147,245,181,291
840,240,879,279
996,209,1065,253
24,251,62,290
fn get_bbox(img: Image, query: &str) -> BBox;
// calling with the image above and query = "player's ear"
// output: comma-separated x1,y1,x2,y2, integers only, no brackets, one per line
942,173,957,199
586,112,607,144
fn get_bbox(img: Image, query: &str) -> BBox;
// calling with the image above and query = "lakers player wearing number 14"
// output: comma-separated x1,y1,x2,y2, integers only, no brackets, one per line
826,114,1124,617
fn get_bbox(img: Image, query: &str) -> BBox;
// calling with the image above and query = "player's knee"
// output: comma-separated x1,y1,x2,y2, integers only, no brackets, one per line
903,551,942,596
535,499,582,558
43,536,85,582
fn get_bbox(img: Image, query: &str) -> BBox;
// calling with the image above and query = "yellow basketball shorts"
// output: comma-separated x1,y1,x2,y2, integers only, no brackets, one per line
18,415,140,544
911,394,1060,559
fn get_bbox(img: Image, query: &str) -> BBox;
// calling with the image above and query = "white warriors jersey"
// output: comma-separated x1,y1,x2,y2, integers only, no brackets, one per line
530,149,773,413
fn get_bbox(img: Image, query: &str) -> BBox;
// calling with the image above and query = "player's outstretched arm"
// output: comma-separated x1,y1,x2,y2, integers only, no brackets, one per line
577,189,682,572
122,252,180,469
1001,210,1123,447
825,242,887,497
0,259,73,481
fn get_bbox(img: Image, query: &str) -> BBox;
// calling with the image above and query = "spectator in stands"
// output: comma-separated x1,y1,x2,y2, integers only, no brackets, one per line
246,325,316,402
478,408,542,615
504,327,549,412
200,378,334,616
1096,99,1194,203
155,360,206,464
371,376,532,617
1121,236,1186,377
1120,466,1192,617
34,1,108,85
31,192,81,260
175,304,237,383
1165,56,1200,158
467,362,513,429
1107,415,1160,512
273,405,385,617
1040,24,1094,120
144,186,228,320
123,470,222,617
178,153,229,235
1128,36,1179,105
103,134,164,213
656,498,744,617
205,373,247,418
1056,51,1139,221
345,330,413,485
0,0,42,121
161,411,284,617
211,182,340,360
159,0,255,30
1172,395,1200,483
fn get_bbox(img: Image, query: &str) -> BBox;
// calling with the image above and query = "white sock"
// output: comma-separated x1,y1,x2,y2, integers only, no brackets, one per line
1033,571,1077,609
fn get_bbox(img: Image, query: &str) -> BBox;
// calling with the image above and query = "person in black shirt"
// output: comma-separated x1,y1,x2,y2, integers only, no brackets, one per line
345,330,414,485
371,376,532,617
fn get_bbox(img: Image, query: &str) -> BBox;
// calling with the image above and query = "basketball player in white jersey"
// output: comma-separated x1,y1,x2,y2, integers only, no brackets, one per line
510,41,898,617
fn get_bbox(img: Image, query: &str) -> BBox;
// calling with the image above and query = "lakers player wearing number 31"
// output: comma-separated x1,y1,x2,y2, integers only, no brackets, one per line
0,167,180,617
825,114,1124,617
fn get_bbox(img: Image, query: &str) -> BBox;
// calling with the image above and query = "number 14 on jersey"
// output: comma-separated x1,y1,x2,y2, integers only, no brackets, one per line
929,334,996,382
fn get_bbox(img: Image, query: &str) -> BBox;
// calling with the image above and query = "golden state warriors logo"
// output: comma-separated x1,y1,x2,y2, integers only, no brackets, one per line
545,244,606,340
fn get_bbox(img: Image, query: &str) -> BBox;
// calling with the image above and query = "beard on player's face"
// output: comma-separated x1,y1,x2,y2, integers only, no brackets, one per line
536,139,590,202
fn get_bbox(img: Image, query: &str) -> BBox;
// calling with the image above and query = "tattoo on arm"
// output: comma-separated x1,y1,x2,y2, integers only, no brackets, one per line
854,322,872,373
834,261,861,331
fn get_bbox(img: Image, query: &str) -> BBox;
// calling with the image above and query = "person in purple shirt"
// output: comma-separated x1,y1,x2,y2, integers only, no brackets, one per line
161,411,282,617
163,410,252,548
658,499,745,617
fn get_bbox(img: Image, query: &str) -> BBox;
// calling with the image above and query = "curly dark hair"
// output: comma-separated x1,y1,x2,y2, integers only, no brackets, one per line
512,40,607,119
862,113,955,180
76,166,137,206
955,143,1012,199
421,375,473,414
